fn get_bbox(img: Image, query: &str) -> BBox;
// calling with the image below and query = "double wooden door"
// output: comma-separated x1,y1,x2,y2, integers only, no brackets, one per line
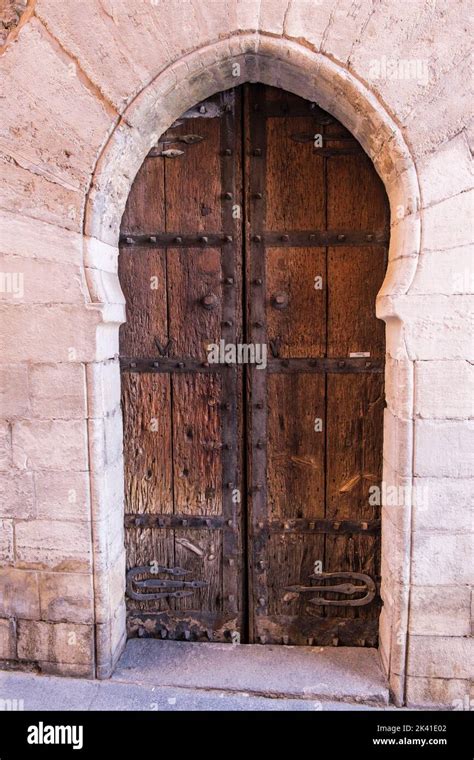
119,84,389,647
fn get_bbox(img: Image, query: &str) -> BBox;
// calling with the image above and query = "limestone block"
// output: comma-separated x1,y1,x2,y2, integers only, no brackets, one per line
0,470,35,518
12,419,88,471
0,18,113,190
0,567,40,619
89,457,124,524
0,518,13,563
35,470,90,522
415,360,474,419
0,305,102,363
0,209,83,266
407,635,473,680
411,531,473,586
418,132,473,208
422,190,474,251
0,423,11,472
406,676,472,708
414,419,474,478
384,357,414,420
15,520,91,572
284,0,334,50
0,617,16,660
320,0,375,63
383,409,413,476
86,360,121,418
87,409,123,472
17,619,94,666
409,586,471,636
0,255,87,305
0,364,29,417
411,477,474,533
410,246,474,296
39,571,94,624
29,363,87,419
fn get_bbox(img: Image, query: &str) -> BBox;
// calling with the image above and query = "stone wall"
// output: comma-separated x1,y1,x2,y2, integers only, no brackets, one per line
0,0,472,706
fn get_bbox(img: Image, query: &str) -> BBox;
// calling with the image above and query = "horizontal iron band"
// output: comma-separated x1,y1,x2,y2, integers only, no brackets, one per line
125,514,227,529
119,231,389,248
120,357,384,374
266,519,380,534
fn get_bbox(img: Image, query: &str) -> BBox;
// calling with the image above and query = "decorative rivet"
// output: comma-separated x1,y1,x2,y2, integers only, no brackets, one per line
206,519,211,527
223,402,231,410
333,521,341,530
253,278,262,286
228,594,234,602
366,234,374,242
202,361,209,368
227,519,233,527
307,637,314,646
332,637,339,647
258,560,265,569
258,635,266,644
258,597,265,605
200,236,209,244
253,321,263,328
365,361,372,368
160,628,168,639
228,558,234,565
130,362,137,368
255,483,263,491
255,402,263,409
126,237,134,244
208,554,215,561
258,521,264,529
253,149,262,157
224,277,234,285
181,519,188,526
223,192,232,200
174,236,183,244
224,235,233,242
361,521,369,530
223,148,232,156
282,635,289,645
338,361,346,368
226,482,233,489
222,319,233,327
256,441,264,449
183,629,191,640
177,362,185,368
337,234,346,242
149,235,157,243
158,518,165,527
253,192,263,199
201,293,218,309
152,361,160,368
199,105,207,114
309,234,316,241
253,234,262,242
280,234,289,242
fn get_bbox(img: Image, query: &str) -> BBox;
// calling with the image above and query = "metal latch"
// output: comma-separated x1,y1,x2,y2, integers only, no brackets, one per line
126,565,208,601
285,571,376,607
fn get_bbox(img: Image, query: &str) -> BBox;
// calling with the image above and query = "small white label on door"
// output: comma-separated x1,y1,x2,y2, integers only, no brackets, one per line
349,352,371,357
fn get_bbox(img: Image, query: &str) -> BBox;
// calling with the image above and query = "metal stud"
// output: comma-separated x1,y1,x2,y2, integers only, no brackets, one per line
258,521,264,529
365,361,372,368
160,627,168,639
228,558,234,566
366,234,374,242
183,629,191,640
181,519,188,526
224,277,234,285
253,149,262,156
222,320,233,327
224,235,233,242
223,192,232,200
226,482,233,489
130,361,137,369
309,233,316,241
307,637,314,646
177,362,185,368
158,518,165,527
149,235,157,243
253,278,263,286
256,440,264,449
228,594,235,602
337,234,346,242
253,321,263,328
223,148,232,156
255,402,264,409
227,519,233,527
200,236,209,244
199,105,206,114
174,236,183,244
282,635,289,645
332,637,339,647
258,635,266,644
253,234,262,242
280,234,289,242
258,560,265,569
253,192,263,199
361,521,369,530
126,237,134,245
338,361,346,368
258,597,265,605
152,361,160,368
255,483,263,491
333,521,341,530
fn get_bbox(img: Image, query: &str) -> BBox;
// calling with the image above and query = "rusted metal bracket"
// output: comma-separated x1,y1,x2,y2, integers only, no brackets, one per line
157,134,204,145
286,571,376,607
126,566,208,602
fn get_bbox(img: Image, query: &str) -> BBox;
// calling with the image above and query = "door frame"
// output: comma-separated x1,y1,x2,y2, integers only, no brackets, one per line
84,35,421,707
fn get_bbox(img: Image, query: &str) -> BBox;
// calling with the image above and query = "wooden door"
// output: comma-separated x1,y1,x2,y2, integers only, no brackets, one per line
119,84,389,646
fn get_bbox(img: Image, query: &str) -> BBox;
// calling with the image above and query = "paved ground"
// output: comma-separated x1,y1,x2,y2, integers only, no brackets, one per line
0,640,396,711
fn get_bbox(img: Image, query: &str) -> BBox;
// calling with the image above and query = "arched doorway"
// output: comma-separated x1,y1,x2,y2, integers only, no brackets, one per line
118,83,389,647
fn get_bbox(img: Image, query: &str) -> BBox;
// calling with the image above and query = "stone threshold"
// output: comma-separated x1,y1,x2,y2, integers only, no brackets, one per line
112,640,390,706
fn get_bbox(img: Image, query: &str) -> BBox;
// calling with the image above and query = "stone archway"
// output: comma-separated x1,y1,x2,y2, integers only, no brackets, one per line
83,35,421,704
